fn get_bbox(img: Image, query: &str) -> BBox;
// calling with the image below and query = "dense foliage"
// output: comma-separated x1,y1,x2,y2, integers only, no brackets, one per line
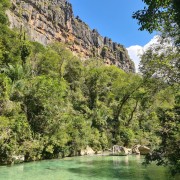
132,0,180,46
133,0,180,175
0,0,179,176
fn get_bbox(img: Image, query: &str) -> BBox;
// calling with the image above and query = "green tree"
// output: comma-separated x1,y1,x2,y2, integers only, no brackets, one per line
0,0,10,24
146,91,180,175
134,0,180,174
132,0,180,45
139,42,180,84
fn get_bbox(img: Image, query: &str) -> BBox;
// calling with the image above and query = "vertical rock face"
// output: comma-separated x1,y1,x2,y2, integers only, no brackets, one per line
7,0,135,72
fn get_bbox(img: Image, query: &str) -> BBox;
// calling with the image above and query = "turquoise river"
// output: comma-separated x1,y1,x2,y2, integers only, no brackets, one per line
0,155,178,180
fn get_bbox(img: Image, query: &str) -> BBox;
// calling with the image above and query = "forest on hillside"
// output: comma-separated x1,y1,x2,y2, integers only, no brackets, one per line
0,0,179,176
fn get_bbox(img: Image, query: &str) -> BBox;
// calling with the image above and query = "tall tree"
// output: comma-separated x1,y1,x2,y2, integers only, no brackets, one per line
133,0,180,175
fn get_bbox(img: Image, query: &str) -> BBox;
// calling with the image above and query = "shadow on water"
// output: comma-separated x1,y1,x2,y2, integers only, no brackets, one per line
65,156,169,180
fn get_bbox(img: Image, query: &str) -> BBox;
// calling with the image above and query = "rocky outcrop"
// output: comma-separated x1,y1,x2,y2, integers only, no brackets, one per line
80,146,95,156
12,155,25,164
132,145,150,155
138,146,151,155
132,145,141,154
7,0,135,72
112,145,129,156
127,148,132,155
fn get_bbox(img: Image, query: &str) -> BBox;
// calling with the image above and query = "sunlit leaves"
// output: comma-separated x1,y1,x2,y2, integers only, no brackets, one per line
133,0,180,46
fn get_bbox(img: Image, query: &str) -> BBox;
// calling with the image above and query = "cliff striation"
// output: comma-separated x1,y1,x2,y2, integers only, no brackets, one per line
7,0,135,72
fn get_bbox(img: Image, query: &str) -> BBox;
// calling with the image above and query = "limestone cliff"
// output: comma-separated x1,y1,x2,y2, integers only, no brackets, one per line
7,0,135,72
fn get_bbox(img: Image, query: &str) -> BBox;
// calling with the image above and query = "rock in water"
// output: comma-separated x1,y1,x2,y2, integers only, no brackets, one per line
138,146,150,155
12,155,25,163
112,145,129,156
80,146,95,156
132,145,141,154
132,145,150,155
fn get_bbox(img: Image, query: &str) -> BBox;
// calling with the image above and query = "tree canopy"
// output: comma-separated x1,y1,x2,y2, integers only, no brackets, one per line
133,0,180,46
133,0,180,175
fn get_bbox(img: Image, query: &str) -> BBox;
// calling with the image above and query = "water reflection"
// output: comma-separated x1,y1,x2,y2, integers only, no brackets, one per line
112,156,129,166
124,156,129,165
0,156,169,180
135,154,141,163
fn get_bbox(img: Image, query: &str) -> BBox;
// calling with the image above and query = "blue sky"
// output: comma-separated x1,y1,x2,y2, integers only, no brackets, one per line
69,0,156,48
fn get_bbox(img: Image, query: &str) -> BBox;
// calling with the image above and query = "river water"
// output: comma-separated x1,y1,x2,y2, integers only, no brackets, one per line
0,155,175,180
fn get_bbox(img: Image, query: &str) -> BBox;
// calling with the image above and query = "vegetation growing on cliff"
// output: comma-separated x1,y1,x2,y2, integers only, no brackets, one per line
0,0,179,176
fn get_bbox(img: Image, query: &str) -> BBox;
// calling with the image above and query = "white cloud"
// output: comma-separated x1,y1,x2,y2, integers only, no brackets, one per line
126,45,143,72
127,35,160,72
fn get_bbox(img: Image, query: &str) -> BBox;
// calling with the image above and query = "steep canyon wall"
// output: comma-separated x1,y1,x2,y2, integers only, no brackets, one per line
7,0,135,72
